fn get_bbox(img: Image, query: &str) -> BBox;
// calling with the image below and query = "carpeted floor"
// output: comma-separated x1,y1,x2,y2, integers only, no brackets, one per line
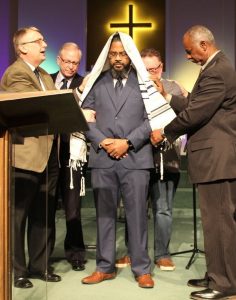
12,205,206,300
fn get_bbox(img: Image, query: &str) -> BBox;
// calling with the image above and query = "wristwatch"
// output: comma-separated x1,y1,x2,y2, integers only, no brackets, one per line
126,139,134,150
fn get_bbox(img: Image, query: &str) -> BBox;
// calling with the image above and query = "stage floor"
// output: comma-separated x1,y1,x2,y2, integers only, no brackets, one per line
13,207,206,300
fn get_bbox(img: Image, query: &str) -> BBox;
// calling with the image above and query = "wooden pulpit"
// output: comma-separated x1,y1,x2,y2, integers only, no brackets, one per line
0,89,88,300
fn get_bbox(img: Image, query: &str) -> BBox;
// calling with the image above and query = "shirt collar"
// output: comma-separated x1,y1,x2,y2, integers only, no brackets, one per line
201,50,221,70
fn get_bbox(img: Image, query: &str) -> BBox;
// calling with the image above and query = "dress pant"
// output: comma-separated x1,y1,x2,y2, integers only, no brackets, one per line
149,170,180,261
198,179,236,294
60,163,86,263
91,162,151,276
56,137,86,263
13,141,59,278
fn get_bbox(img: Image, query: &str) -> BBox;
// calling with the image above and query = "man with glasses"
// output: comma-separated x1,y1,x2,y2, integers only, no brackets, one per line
51,43,87,272
81,33,154,288
0,26,61,288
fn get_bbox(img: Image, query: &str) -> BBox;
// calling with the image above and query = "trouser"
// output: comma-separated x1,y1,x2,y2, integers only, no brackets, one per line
198,179,236,293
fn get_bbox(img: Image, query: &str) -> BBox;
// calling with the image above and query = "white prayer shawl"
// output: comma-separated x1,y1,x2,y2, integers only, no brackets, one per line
70,31,177,185
80,31,176,129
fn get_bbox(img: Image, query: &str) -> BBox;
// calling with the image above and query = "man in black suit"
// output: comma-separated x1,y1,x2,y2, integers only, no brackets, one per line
151,25,236,300
51,42,87,271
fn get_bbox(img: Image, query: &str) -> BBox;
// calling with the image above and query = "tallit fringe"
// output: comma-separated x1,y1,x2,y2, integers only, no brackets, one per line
69,132,87,195
159,138,182,180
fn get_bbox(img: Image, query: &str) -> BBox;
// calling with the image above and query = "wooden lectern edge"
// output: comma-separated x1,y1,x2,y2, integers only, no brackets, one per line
0,89,73,101
0,89,88,135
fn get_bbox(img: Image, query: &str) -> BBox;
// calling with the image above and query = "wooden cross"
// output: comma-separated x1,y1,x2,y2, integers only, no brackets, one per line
110,4,152,37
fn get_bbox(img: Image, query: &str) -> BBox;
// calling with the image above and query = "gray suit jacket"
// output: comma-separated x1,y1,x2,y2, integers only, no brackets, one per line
82,68,154,169
0,58,56,172
165,51,236,183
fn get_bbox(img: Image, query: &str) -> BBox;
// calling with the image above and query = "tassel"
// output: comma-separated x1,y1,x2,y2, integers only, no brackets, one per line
70,165,74,189
160,149,164,181
80,176,85,196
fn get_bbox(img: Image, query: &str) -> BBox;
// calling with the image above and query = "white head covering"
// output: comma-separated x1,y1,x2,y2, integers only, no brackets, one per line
79,31,176,129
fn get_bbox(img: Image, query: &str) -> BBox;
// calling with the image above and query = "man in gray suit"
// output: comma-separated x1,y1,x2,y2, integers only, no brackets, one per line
81,33,154,288
151,25,236,300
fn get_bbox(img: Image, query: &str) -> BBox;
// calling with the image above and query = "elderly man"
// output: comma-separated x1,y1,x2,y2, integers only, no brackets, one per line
1,26,61,288
51,43,87,271
151,25,236,300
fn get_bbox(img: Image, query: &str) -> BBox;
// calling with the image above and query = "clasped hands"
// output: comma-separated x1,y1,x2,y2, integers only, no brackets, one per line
100,138,129,159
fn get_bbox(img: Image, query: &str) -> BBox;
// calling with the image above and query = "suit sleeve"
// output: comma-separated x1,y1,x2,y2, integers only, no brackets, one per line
165,72,226,143
170,94,190,114
82,88,107,151
126,118,152,151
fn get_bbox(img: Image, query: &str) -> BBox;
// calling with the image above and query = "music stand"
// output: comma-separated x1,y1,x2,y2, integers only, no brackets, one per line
171,184,204,269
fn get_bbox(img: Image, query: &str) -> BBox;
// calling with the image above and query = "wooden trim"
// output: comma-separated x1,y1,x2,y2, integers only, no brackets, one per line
0,131,11,300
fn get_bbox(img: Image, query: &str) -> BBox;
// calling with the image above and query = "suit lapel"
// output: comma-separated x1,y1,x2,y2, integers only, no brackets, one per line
191,52,221,94
69,73,83,89
103,71,117,109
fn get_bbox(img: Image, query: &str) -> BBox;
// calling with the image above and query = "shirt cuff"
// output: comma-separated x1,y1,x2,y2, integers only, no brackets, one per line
165,93,172,103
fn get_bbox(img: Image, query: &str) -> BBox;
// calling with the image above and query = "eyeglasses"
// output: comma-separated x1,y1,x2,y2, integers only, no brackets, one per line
59,56,80,66
146,63,162,73
20,38,46,45
108,51,128,58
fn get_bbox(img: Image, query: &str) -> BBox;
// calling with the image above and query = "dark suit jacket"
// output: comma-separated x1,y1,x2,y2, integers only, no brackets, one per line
82,68,154,169
165,51,236,183
51,72,84,161
50,72,83,89
0,58,56,172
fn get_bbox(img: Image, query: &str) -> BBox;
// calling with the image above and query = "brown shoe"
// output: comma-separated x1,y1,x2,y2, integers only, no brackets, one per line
156,258,176,271
115,255,131,268
136,274,154,288
81,271,116,284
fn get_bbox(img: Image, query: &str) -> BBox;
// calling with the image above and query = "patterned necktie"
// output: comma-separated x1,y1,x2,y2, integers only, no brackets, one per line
34,68,41,82
115,77,123,96
60,78,68,90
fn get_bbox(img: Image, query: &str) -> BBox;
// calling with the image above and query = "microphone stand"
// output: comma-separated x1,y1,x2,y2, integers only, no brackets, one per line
171,184,204,269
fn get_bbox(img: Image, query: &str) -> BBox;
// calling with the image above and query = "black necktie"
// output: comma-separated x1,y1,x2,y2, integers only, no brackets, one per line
60,78,68,90
115,77,123,96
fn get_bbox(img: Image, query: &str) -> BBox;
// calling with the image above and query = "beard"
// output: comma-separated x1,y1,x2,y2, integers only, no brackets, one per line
110,63,131,79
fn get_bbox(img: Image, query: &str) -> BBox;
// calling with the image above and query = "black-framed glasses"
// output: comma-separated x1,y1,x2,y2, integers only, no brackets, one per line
108,51,128,58
146,63,162,73
59,56,80,66
20,38,46,45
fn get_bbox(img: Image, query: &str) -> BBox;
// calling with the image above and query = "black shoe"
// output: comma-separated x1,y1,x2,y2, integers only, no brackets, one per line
188,278,209,288
30,272,61,282
71,261,85,271
14,277,33,289
190,288,236,299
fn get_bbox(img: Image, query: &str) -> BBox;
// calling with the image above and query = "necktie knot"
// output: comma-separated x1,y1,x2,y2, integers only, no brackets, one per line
60,78,68,90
